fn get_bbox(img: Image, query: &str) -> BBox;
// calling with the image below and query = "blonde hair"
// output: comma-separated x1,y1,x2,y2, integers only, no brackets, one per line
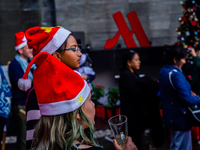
32,107,99,150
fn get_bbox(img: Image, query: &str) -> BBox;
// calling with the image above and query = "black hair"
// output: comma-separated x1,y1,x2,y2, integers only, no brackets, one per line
56,33,73,53
119,50,137,72
163,44,187,65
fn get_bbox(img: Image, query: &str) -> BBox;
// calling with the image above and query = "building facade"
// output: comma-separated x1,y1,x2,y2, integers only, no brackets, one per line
0,0,182,64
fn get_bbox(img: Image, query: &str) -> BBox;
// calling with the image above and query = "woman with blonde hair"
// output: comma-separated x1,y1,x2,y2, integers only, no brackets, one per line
19,52,137,150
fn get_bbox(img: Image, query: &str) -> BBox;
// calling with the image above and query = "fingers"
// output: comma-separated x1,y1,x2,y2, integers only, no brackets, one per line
113,136,138,150
81,74,88,80
125,136,138,150
113,139,122,150
188,47,197,57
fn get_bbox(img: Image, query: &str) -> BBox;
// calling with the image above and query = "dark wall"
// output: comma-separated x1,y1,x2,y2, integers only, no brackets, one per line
0,0,56,65
89,47,165,97
88,47,165,91
89,46,164,69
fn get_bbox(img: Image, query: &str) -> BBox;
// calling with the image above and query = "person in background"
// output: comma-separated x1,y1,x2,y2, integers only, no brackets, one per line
181,47,200,146
182,47,200,95
78,44,96,89
19,52,138,150
119,50,164,149
23,26,82,150
9,31,33,150
118,50,142,149
0,65,12,146
159,45,200,150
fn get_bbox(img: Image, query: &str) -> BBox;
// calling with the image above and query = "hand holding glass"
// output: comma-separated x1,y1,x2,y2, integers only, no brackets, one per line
108,115,128,148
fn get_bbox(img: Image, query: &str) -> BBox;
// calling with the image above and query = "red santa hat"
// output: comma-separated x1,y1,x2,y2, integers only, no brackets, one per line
18,52,90,116
25,26,71,55
15,31,27,50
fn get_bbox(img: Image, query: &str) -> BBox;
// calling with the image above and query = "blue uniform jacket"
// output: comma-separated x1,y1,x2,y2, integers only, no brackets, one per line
0,66,12,118
9,59,27,105
159,65,200,131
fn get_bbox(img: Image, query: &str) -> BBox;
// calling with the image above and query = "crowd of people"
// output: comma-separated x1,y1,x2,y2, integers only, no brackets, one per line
118,45,200,150
0,27,138,150
0,26,200,150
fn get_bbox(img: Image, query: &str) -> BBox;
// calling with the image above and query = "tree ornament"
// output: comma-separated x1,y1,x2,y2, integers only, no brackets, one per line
177,0,200,49
183,4,188,10
186,31,190,36
191,20,197,26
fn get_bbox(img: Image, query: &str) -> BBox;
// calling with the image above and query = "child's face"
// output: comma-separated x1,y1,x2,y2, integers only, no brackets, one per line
80,93,96,128
59,35,82,70
128,53,141,71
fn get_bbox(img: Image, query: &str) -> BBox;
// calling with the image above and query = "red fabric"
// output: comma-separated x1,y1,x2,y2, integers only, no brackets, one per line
24,52,85,104
15,31,26,47
95,106,105,119
191,127,200,141
25,27,60,55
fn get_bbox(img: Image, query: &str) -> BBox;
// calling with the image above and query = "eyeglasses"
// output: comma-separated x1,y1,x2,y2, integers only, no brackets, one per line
56,47,81,54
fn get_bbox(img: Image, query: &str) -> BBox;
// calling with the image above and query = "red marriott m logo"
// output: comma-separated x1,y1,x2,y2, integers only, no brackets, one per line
104,11,150,49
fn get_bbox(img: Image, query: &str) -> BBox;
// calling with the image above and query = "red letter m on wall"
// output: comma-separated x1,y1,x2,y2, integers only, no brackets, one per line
104,11,150,49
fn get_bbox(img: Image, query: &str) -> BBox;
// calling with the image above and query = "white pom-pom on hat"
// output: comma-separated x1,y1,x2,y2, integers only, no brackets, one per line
18,78,32,92
17,52,48,92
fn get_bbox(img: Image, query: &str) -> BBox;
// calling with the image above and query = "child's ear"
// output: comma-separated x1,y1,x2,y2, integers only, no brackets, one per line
76,113,81,120
52,52,61,61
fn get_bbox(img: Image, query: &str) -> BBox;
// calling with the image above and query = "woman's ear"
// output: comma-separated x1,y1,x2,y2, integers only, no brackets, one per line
127,60,131,67
173,58,177,65
76,113,81,120
52,52,61,61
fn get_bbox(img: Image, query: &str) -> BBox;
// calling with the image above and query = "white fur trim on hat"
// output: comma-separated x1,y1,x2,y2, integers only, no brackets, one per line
18,78,32,92
40,28,71,54
15,41,27,51
39,80,90,116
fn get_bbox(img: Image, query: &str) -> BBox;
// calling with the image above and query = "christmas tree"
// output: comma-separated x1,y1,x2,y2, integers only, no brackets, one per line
176,0,200,50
